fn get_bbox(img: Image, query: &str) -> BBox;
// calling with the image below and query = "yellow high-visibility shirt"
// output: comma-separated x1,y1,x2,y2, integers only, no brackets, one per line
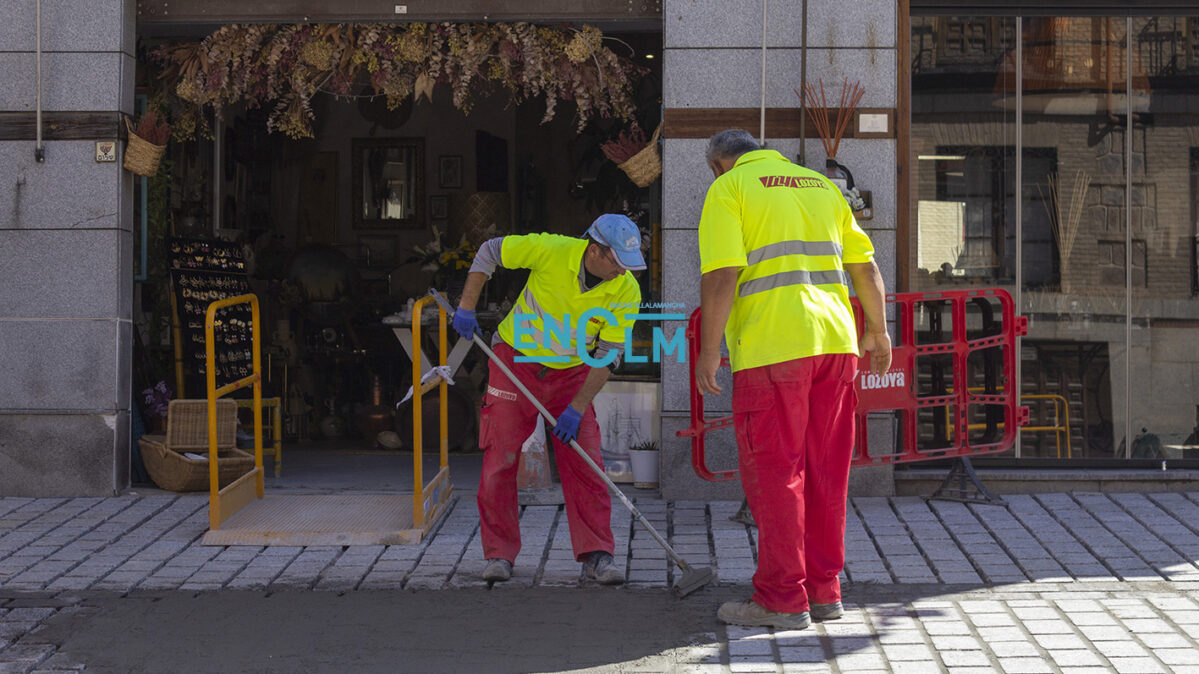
698,150,875,372
496,233,642,369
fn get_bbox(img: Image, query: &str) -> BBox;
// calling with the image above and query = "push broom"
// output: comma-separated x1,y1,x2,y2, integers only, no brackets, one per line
430,290,716,598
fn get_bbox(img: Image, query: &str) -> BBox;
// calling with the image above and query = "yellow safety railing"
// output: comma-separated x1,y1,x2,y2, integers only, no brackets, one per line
937,387,1071,458
205,294,263,530
1022,393,1072,458
410,295,452,530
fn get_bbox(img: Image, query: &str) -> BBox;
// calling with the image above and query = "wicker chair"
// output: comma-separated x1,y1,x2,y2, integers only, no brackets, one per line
139,399,255,492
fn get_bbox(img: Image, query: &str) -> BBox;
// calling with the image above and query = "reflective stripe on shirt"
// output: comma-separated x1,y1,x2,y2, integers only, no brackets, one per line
517,287,597,356
746,239,843,266
738,269,850,297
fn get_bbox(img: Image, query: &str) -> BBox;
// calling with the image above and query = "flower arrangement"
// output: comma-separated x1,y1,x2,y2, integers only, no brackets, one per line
141,381,173,420
600,125,648,164
844,187,866,211
132,109,172,145
599,123,661,187
795,78,865,162
407,225,479,272
152,22,646,140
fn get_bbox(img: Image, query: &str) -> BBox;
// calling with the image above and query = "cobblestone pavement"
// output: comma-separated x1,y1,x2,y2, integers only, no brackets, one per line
2,492,1199,671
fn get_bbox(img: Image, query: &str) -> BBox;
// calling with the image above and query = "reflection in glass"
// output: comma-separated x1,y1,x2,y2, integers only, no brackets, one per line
1128,16,1199,460
352,138,425,229
911,16,1017,291
910,15,1199,460
364,150,413,219
1017,18,1132,459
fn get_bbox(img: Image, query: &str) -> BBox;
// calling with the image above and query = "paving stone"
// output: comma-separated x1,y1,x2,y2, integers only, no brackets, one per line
996,657,1053,673
1101,658,1164,673
880,644,934,661
1046,649,1104,667
940,650,991,667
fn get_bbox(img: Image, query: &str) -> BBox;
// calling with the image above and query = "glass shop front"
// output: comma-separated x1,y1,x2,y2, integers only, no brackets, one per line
909,7,1199,464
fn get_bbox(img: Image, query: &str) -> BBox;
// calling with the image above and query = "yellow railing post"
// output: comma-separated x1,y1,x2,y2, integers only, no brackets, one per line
1023,393,1071,458
439,304,449,475
206,308,220,521
412,297,426,530
410,294,450,532
273,398,283,477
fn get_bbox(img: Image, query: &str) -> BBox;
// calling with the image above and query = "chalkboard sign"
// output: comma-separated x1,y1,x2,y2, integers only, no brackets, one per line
168,237,253,386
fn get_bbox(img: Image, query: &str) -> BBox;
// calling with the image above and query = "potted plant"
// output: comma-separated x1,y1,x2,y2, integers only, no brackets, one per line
140,380,173,434
627,440,659,488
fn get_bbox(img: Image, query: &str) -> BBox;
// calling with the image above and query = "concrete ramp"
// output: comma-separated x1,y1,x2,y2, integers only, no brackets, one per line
201,493,452,546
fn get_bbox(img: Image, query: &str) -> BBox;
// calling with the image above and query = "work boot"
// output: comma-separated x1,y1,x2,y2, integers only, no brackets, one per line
482,558,512,583
583,551,624,585
810,601,844,622
717,600,811,629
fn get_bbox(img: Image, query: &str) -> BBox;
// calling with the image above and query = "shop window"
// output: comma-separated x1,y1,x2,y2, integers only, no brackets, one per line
1136,17,1191,77
1191,148,1199,295
923,146,1056,285
1021,340,1112,459
1187,17,1199,71
912,17,1016,73
1096,239,1147,287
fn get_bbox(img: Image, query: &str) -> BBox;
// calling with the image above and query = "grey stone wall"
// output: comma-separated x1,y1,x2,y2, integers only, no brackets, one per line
0,0,135,495
661,0,898,499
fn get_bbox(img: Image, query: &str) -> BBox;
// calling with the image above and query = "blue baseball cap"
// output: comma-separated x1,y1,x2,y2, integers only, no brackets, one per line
585,214,646,271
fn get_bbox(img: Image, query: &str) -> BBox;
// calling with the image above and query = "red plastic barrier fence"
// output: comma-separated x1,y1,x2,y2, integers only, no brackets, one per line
677,288,1030,481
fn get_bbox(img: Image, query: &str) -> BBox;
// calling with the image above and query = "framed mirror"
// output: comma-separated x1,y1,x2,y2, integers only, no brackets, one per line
352,137,425,229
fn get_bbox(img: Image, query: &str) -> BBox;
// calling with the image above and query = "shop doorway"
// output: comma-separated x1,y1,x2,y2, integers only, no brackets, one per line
130,21,664,489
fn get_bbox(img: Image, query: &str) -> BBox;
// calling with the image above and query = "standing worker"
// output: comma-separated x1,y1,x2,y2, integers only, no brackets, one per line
695,130,892,629
452,215,645,585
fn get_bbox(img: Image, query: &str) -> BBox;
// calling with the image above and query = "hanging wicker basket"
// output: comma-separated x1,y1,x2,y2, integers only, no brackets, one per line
617,124,662,188
123,117,166,177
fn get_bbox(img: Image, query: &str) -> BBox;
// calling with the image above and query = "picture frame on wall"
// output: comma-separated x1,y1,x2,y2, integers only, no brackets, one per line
438,155,463,189
352,137,425,229
359,235,397,269
429,195,449,220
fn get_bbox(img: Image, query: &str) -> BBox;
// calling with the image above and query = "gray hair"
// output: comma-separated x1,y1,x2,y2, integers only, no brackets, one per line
705,129,760,163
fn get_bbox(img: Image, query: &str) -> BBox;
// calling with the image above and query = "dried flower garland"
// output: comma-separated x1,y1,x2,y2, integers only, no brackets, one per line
153,22,645,140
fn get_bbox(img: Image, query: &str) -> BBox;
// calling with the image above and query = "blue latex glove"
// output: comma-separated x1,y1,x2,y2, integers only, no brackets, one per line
452,307,479,340
552,406,584,444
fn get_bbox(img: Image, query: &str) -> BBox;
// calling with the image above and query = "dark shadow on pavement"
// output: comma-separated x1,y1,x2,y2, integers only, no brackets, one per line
36,587,736,674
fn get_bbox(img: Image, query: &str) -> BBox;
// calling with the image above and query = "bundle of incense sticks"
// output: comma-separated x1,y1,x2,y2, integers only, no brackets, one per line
794,78,866,161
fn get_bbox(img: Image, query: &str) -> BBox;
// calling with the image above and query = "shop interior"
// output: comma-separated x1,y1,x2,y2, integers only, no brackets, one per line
129,23,664,490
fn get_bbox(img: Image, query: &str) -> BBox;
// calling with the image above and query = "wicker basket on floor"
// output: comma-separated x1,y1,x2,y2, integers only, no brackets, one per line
139,399,255,492
617,124,662,188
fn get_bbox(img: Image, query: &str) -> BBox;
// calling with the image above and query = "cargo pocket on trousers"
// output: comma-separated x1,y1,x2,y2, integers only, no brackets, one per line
477,401,496,451
732,385,773,455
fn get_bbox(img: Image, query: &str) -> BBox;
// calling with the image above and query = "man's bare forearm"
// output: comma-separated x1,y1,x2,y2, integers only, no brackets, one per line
845,260,892,374
457,271,488,311
700,268,740,355
845,261,887,334
569,363,612,412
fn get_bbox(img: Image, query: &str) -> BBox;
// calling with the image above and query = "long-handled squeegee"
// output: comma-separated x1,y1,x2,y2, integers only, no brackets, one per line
429,289,716,598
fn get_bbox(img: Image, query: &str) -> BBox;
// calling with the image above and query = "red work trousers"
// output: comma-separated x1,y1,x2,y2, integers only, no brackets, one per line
476,342,613,563
732,353,858,614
